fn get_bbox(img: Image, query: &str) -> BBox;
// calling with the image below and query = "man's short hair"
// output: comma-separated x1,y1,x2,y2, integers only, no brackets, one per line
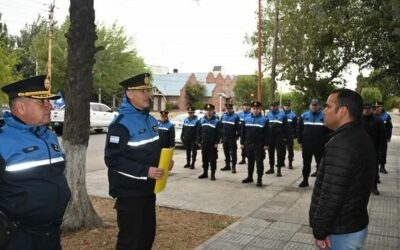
331,89,363,121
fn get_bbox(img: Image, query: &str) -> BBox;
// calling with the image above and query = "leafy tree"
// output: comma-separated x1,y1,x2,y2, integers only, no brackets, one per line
360,87,382,105
186,82,206,107
232,75,270,107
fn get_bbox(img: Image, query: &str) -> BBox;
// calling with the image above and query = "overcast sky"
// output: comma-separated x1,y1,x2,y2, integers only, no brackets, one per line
0,0,359,89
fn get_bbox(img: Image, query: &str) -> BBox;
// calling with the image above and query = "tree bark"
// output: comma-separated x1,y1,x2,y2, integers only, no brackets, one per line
270,0,280,103
61,0,102,231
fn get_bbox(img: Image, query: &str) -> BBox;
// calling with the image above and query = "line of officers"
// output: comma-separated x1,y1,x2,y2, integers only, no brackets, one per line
158,98,392,189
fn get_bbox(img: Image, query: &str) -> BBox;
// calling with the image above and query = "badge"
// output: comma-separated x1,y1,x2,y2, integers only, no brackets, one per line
152,125,158,132
23,146,39,153
52,144,61,152
144,75,150,85
44,78,51,90
109,136,120,144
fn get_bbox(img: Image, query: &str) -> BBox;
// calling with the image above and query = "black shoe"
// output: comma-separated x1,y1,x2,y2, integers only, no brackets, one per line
380,167,388,174
298,180,309,188
371,189,380,195
184,163,190,168
277,171,282,177
231,166,237,174
310,171,317,177
190,163,195,169
377,179,381,184
288,161,293,169
221,166,231,171
256,181,262,187
238,159,246,165
198,173,208,179
210,175,216,181
242,177,253,183
265,169,274,174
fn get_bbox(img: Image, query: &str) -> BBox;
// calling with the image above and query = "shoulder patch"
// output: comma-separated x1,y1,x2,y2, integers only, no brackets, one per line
152,125,158,132
23,146,39,153
109,135,120,144
51,144,61,152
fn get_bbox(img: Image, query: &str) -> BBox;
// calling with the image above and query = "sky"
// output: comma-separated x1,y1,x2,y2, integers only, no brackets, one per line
0,0,360,89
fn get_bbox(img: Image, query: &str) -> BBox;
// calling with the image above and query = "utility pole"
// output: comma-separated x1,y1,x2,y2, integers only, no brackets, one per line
47,0,55,88
257,0,263,102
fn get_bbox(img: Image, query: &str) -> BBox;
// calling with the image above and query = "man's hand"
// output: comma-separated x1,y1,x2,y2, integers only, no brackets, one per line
198,144,201,149
387,139,391,143
169,160,174,171
315,237,331,250
240,144,244,149
214,144,218,148
264,146,268,150
148,167,164,180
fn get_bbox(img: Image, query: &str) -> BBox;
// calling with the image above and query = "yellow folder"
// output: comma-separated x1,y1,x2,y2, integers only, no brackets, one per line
154,148,174,193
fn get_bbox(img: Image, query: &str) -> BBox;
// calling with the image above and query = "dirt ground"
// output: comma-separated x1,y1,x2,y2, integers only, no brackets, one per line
61,196,237,250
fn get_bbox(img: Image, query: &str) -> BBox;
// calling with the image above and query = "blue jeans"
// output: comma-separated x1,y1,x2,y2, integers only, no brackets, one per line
317,227,368,250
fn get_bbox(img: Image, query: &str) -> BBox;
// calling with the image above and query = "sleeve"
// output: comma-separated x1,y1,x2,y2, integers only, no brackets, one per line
216,121,222,144
310,146,353,240
235,116,240,139
386,115,393,140
377,118,386,155
292,116,298,138
297,116,304,143
264,120,270,146
240,121,246,145
282,116,289,139
0,154,5,182
169,125,175,147
104,123,150,178
196,120,202,144
181,122,185,140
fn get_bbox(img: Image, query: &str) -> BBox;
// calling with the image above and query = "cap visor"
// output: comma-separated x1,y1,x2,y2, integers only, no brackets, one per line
30,94,61,100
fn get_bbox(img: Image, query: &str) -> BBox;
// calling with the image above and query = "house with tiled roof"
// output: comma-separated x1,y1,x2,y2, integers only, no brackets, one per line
151,69,235,112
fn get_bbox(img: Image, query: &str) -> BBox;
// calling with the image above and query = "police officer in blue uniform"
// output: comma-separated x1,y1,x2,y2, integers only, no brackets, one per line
0,75,71,250
282,101,297,169
238,102,251,165
265,101,288,177
375,101,392,174
158,110,175,148
181,107,199,169
197,104,220,181
241,101,269,187
298,98,330,187
104,73,171,250
220,103,240,173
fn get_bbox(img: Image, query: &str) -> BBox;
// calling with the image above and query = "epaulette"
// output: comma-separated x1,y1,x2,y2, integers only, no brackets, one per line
114,114,125,124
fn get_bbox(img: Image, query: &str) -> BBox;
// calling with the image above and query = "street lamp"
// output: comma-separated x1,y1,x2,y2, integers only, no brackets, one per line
219,92,227,117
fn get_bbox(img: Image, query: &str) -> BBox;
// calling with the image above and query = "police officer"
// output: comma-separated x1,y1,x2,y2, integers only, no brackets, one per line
105,73,172,250
197,104,220,181
241,101,269,187
158,110,175,148
361,103,386,195
181,107,199,169
220,103,240,173
238,102,251,164
298,98,330,187
375,101,393,174
265,101,288,177
0,75,71,250
282,101,297,169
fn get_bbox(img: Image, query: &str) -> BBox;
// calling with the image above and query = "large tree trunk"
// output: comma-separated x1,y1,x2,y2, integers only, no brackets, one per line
269,0,280,103
61,0,102,231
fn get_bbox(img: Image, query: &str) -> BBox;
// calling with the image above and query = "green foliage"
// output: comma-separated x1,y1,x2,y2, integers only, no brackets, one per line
165,101,174,111
360,87,382,104
276,91,311,115
192,100,206,110
186,82,206,106
384,96,400,111
356,70,399,99
0,46,19,104
232,75,270,107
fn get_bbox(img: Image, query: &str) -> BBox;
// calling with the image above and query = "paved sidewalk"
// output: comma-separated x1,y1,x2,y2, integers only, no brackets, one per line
86,112,400,249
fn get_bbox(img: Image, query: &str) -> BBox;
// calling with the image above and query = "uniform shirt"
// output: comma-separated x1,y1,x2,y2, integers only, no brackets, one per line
265,110,288,140
240,113,269,146
0,112,71,227
284,109,297,137
158,120,175,148
220,111,240,140
298,110,329,146
377,111,393,140
181,116,199,142
197,114,220,144
105,96,161,198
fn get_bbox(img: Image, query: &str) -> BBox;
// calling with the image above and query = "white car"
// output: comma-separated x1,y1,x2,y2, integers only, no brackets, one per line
171,111,204,144
51,102,118,135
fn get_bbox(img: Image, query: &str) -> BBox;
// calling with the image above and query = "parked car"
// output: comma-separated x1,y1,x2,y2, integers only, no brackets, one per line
0,107,10,127
51,102,118,135
170,110,204,145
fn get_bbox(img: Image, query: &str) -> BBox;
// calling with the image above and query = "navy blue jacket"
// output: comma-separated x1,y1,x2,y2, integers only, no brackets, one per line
0,112,70,228
158,120,175,148
298,110,330,146
266,110,288,140
377,111,393,140
197,114,220,144
105,96,161,198
220,111,240,141
284,109,297,138
181,116,199,143
240,113,269,146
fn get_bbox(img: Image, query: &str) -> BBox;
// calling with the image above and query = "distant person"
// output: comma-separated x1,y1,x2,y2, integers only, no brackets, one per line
282,101,297,169
238,102,251,164
220,103,240,173
158,110,175,148
181,107,199,169
298,99,330,188
104,73,173,250
265,101,288,177
374,101,393,174
197,104,220,181
0,75,71,250
241,101,269,187
310,89,375,250
361,103,386,195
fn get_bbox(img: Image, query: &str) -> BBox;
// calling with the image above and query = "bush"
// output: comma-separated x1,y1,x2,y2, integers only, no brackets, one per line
360,87,382,104
384,96,400,111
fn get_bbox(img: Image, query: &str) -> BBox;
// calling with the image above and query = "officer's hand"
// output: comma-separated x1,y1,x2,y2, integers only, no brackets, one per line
169,160,174,171
264,146,268,150
198,144,202,149
387,139,391,143
148,167,164,180
240,144,244,149
214,144,218,148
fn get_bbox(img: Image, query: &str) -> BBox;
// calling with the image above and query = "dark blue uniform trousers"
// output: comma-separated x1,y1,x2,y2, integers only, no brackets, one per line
5,228,61,250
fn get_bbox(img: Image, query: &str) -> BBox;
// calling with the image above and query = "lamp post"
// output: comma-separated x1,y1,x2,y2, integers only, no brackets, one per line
219,92,227,117
257,0,263,102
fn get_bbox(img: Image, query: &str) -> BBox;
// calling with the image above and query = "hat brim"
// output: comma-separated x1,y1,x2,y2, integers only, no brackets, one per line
30,94,61,100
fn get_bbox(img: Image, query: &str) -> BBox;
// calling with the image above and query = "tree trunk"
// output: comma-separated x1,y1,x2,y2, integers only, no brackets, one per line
270,0,280,103
61,0,102,231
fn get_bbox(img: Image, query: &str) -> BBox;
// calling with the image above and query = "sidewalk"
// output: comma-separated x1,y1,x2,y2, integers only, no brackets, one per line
86,112,400,250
